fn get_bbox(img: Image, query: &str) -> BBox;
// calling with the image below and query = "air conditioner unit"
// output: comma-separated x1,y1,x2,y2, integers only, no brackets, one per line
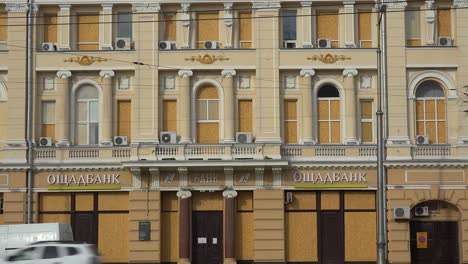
317,38,332,48
204,40,218,49
285,192,293,204
393,207,411,220
115,38,132,50
414,206,429,217
236,132,253,144
283,40,297,49
160,131,177,144
438,37,453,46
113,136,128,146
41,42,56,51
159,41,176,50
38,137,53,147
416,135,429,145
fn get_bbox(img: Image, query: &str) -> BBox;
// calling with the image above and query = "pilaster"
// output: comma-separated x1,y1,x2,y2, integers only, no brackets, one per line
57,5,71,50
55,70,72,147
301,2,313,48
222,69,236,143
343,68,359,145
224,3,234,48
177,70,193,144
344,1,356,48
99,70,115,146
300,69,316,144
100,4,113,50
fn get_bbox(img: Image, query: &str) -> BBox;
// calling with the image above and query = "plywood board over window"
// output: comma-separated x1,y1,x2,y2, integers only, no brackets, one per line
239,12,252,48
117,101,131,142
238,100,252,132
98,214,129,263
316,11,338,47
44,14,57,43
0,13,7,41
197,13,219,48
286,212,317,261
284,100,297,144
42,101,55,141
163,100,177,132
163,13,176,41
345,212,377,261
77,14,99,50
358,10,372,48
437,9,451,38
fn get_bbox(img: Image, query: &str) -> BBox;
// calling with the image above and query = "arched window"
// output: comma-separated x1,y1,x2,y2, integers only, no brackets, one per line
76,85,99,145
196,85,219,143
318,85,340,144
415,80,446,144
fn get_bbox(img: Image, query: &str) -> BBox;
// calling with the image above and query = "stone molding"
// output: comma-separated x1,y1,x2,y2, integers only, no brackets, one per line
343,68,358,78
222,189,238,199
178,69,193,78
221,69,236,78
177,190,192,199
300,69,316,78
99,70,115,78
56,70,72,79
132,3,160,13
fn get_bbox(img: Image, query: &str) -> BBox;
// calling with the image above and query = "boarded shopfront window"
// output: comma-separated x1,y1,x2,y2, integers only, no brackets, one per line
236,191,254,261
318,85,340,144
415,80,446,144
196,86,219,143
161,192,178,263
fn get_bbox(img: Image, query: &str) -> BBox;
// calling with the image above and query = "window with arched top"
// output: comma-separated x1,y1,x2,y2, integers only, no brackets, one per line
76,85,99,145
318,85,341,144
415,80,446,144
196,85,219,144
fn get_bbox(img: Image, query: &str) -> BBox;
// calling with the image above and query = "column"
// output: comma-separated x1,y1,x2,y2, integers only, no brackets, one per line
177,190,192,264
300,69,315,144
343,69,358,145
425,0,436,45
55,70,72,147
222,69,236,143
57,5,71,50
223,189,238,264
301,2,313,48
344,1,356,48
224,3,233,48
181,4,191,48
177,70,193,143
99,70,115,146
100,4,113,50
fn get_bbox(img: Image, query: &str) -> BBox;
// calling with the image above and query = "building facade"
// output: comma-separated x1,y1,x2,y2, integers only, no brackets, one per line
0,0,467,263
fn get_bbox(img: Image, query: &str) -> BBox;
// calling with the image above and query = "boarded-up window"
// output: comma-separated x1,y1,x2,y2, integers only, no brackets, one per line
284,100,297,144
316,11,339,48
239,12,252,48
0,13,7,41
358,10,372,48
197,13,219,48
164,13,176,41
44,14,57,43
318,85,340,144
437,9,451,38
405,8,421,46
360,100,373,143
415,80,446,144
344,212,377,261
162,192,178,262
197,86,219,143
42,101,55,141
117,101,131,142
238,100,252,132
163,100,177,132
77,14,99,50
236,191,253,261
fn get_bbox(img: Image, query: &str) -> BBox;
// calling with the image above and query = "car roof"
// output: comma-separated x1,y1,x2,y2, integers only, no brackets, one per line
29,241,92,246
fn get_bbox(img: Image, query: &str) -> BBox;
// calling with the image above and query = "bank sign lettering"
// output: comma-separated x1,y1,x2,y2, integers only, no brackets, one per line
47,174,120,186
293,170,367,184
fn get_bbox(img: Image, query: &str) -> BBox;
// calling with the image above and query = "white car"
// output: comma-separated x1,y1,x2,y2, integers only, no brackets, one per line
0,241,101,264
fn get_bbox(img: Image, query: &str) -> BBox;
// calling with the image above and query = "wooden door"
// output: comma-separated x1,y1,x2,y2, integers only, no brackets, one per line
320,211,344,264
74,213,96,244
410,221,459,264
192,211,223,264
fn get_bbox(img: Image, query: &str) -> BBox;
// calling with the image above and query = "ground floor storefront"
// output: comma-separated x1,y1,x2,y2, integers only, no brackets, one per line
0,165,465,263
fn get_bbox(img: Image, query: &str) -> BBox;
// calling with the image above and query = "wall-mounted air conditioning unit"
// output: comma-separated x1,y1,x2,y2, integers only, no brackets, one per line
38,137,53,147
236,132,253,144
159,41,176,50
416,135,429,145
42,42,56,51
317,38,331,48
283,40,297,49
115,38,132,50
414,206,429,217
160,131,177,144
204,40,218,49
113,136,128,146
394,207,411,220
438,37,453,46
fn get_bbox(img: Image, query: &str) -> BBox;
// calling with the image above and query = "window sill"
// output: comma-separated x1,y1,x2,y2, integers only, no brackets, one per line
158,48,256,51
406,45,457,49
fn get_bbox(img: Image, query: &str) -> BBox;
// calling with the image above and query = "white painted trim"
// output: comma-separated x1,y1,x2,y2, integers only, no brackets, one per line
160,66,256,70
36,66,135,71
280,65,377,70
408,70,457,99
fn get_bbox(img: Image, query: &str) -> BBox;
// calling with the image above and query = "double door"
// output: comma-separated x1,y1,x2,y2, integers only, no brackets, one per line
192,211,223,264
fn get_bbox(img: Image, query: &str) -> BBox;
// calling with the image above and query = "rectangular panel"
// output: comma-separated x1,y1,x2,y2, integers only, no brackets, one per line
192,192,223,211
162,191,178,212
437,9,451,37
345,191,375,210
197,13,219,43
40,193,71,212
98,192,129,211
406,170,464,183
331,121,341,144
318,100,329,120
358,10,372,46
286,212,317,261
161,212,179,262
164,13,176,41
197,123,219,144
238,100,252,132
77,14,99,50
237,191,253,211
0,14,7,41
317,11,338,40
77,124,87,145
345,212,376,261
426,121,436,144
321,192,340,210
44,14,57,43
437,121,447,144
284,121,297,144
407,39,421,46
75,193,94,211
416,121,425,135
286,191,316,211
284,100,297,120
77,44,99,50
236,212,254,260
98,214,129,263
437,100,446,119
362,122,373,143
361,100,373,119
425,100,436,120
197,100,207,120
239,12,252,47
163,100,177,132
40,214,70,224
416,100,424,120
42,101,55,123
117,101,131,141
208,100,219,120
330,100,340,120
319,121,329,143
42,124,55,140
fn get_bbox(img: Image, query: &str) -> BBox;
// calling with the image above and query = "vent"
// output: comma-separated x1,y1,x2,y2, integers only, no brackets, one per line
159,41,176,50
115,38,131,50
393,207,410,220
38,137,53,147
204,41,218,49
438,37,452,46
113,136,128,146
41,42,56,52
317,38,331,48
416,135,429,145
160,132,177,144
414,206,429,217
236,132,253,144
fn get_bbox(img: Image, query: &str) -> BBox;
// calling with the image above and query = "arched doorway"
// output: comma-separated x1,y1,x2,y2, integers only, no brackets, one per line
410,200,460,264
196,85,220,144
317,84,341,144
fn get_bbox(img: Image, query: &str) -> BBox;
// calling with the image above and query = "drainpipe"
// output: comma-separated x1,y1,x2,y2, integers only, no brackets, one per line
26,0,35,224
